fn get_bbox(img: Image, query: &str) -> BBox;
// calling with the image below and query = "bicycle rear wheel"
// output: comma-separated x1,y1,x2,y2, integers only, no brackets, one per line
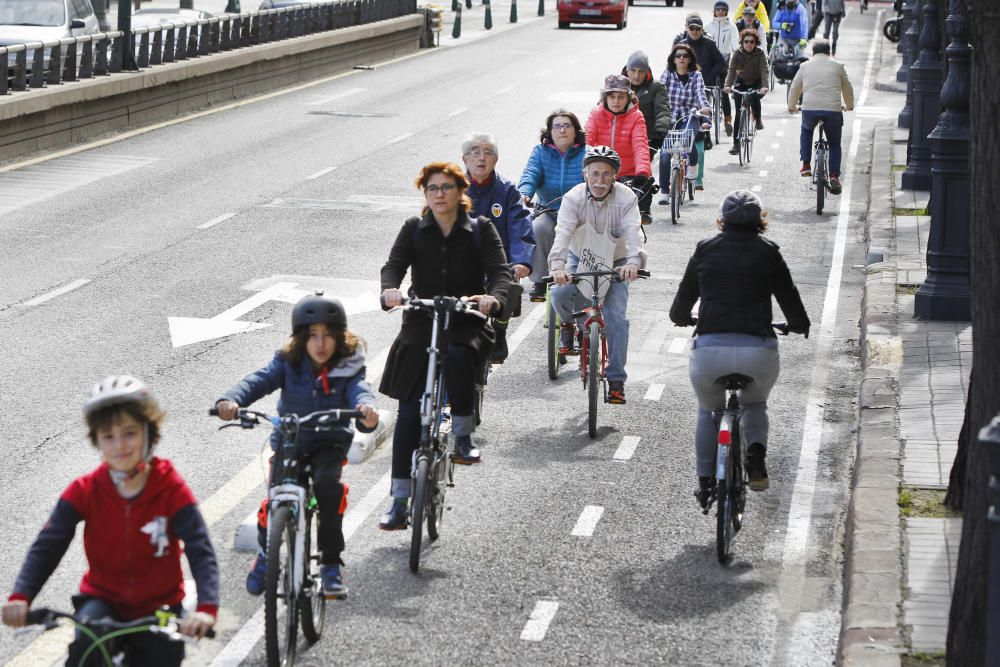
409,456,430,573
815,149,826,214
265,505,298,667
546,292,562,380
716,450,735,565
670,167,681,224
713,92,721,146
587,321,600,438
299,510,325,644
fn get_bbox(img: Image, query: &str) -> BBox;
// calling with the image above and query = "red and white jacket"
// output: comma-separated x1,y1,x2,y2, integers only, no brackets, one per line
584,101,652,178
8,457,219,620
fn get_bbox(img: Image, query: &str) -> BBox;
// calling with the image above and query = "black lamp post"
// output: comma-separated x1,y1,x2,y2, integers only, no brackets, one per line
901,0,942,191
898,0,922,128
116,0,136,71
982,414,1000,667
897,0,917,83
914,0,971,321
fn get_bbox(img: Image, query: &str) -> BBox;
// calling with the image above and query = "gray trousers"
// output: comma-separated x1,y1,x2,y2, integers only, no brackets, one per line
688,337,780,478
529,212,557,283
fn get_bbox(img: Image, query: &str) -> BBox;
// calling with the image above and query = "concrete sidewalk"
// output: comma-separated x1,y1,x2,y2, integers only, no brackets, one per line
839,31,968,667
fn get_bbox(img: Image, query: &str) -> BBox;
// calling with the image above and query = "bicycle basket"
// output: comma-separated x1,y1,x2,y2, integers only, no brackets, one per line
664,129,696,154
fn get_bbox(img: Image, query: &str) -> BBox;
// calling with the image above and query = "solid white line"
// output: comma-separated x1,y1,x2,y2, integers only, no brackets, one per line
759,170,769,178
448,106,469,117
506,303,545,356
644,383,665,401
387,132,413,144
197,212,235,230
612,435,641,461
20,279,90,307
667,337,688,354
571,505,605,537
305,87,366,104
781,14,878,568
4,627,73,667
520,601,559,641
305,166,336,180
342,470,392,540
199,450,270,527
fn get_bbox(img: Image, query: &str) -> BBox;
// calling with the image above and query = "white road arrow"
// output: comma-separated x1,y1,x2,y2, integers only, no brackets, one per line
168,282,307,348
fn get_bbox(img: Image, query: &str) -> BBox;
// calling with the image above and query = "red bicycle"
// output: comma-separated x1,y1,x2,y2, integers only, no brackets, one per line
543,269,649,437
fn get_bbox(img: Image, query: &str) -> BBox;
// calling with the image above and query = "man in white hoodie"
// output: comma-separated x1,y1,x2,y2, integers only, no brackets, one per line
787,38,854,194
706,1,740,135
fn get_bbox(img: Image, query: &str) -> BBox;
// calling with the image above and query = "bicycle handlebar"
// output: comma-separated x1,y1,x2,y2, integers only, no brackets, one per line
209,407,365,429
24,608,216,640
540,269,650,285
730,86,766,96
675,318,805,338
386,295,490,320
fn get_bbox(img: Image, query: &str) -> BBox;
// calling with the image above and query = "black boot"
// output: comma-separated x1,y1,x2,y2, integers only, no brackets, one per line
695,476,717,511
747,443,769,491
491,320,509,364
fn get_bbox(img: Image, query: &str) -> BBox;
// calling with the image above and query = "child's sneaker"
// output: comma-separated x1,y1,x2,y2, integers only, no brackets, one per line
321,564,348,600
246,550,267,596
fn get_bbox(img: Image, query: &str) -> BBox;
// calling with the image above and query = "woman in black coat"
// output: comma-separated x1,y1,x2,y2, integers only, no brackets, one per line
378,161,511,530
669,190,809,508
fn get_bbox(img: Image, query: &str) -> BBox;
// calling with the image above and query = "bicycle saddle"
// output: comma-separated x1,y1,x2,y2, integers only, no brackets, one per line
715,373,754,390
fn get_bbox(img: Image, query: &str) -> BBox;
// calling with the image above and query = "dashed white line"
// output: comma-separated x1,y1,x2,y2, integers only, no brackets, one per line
667,337,688,354
770,143,780,149
305,87,366,104
388,132,414,144
20,279,90,307
498,84,514,94
644,383,665,401
305,166,336,180
776,130,785,137
752,184,763,192
535,69,551,77
765,155,775,163
197,213,235,230
571,505,605,537
758,170,769,178
780,117,788,124
448,106,470,117
612,435,641,461
520,601,559,641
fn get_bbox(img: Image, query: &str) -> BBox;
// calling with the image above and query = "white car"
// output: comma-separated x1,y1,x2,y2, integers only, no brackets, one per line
0,0,100,71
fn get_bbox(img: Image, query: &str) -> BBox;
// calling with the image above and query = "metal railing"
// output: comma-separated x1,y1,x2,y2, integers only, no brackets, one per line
2,0,417,97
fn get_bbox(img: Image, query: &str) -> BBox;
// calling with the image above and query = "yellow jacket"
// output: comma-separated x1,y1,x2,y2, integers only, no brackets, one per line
733,1,770,32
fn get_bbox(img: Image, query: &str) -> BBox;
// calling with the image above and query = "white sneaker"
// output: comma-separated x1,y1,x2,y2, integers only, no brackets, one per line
656,194,668,205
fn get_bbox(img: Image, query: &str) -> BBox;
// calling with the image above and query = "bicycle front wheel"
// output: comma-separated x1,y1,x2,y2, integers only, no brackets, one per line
299,510,325,644
587,322,600,438
546,292,562,380
670,167,681,224
409,456,430,573
265,504,299,667
713,94,721,145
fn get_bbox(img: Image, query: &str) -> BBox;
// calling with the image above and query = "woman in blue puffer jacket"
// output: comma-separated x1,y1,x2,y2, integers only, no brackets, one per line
215,292,378,601
517,108,586,301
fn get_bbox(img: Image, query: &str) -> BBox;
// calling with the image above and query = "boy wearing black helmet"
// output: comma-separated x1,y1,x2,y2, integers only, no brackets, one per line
3,377,219,665
215,292,379,600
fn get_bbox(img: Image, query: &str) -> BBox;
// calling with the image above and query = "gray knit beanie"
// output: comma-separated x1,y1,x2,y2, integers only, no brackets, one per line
626,50,650,72
720,190,763,226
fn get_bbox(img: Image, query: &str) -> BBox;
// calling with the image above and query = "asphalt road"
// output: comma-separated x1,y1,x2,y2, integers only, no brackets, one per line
0,2,895,664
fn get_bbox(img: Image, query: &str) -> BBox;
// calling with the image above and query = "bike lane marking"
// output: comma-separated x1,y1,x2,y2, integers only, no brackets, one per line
197,213,235,230
667,337,688,355
387,133,414,145
644,383,665,401
448,106,469,117
520,601,559,642
305,166,336,180
19,279,90,308
571,506,605,537
612,436,641,461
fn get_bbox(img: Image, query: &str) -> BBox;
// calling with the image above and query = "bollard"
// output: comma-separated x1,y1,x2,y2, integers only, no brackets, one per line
452,0,458,10
914,0,971,320
466,0,472,8
452,3,462,38
485,0,493,28
901,0,942,192
538,0,544,15
985,414,1000,667
510,0,517,22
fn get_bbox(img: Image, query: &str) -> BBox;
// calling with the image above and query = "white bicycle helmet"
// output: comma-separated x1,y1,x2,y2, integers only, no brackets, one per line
83,375,155,419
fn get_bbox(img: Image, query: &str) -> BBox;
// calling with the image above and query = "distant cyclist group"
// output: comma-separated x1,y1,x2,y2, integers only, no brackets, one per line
3,1,861,664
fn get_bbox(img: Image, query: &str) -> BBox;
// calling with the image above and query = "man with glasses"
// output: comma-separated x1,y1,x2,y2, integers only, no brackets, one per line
548,146,644,405
462,133,535,364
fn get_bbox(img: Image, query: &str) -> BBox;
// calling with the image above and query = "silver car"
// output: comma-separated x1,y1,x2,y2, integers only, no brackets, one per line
1,0,101,70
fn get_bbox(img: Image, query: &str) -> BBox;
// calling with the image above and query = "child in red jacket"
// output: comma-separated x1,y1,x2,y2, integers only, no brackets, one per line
2,376,219,666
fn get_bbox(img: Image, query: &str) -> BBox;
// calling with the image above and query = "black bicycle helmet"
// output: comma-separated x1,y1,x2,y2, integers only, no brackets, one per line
582,145,622,172
292,291,347,333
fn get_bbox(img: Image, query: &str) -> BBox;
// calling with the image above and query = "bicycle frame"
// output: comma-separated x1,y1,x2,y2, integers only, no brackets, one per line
577,281,608,391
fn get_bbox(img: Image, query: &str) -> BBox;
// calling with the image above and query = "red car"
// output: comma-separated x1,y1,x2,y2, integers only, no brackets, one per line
558,0,629,30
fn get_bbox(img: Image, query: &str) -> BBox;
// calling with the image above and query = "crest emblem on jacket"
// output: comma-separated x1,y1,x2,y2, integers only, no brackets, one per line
491,203,503,218
141,517,170,557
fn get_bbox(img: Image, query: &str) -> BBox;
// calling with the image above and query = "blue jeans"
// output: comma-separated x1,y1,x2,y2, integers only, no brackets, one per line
800,110,844,175
550,255,630,382
659,115,706,189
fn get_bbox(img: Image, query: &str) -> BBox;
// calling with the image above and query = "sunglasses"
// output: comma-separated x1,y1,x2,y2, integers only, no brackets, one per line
672,53,690,59
742,39,757,44
688,26,703,31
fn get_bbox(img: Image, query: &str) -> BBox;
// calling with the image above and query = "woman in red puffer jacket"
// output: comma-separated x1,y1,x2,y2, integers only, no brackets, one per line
585,74,652,204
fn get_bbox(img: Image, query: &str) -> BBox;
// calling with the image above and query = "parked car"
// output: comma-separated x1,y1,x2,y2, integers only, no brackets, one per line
1,0,100,72
557,0,628,30
258,0,313,8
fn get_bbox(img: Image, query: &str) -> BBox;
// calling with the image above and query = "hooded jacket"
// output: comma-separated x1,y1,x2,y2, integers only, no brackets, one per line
518,142,585,211
219,348,377,450
9,458,219,621
585,99,652,177
467,170,536,268
620,67,671,145
725,45,770,88
707,16,740,59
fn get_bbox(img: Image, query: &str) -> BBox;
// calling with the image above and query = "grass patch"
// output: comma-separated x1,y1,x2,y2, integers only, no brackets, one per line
899,488,961,518
892,164,907,172
897,284,921,296
893,206,930,216
902,650,946,666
